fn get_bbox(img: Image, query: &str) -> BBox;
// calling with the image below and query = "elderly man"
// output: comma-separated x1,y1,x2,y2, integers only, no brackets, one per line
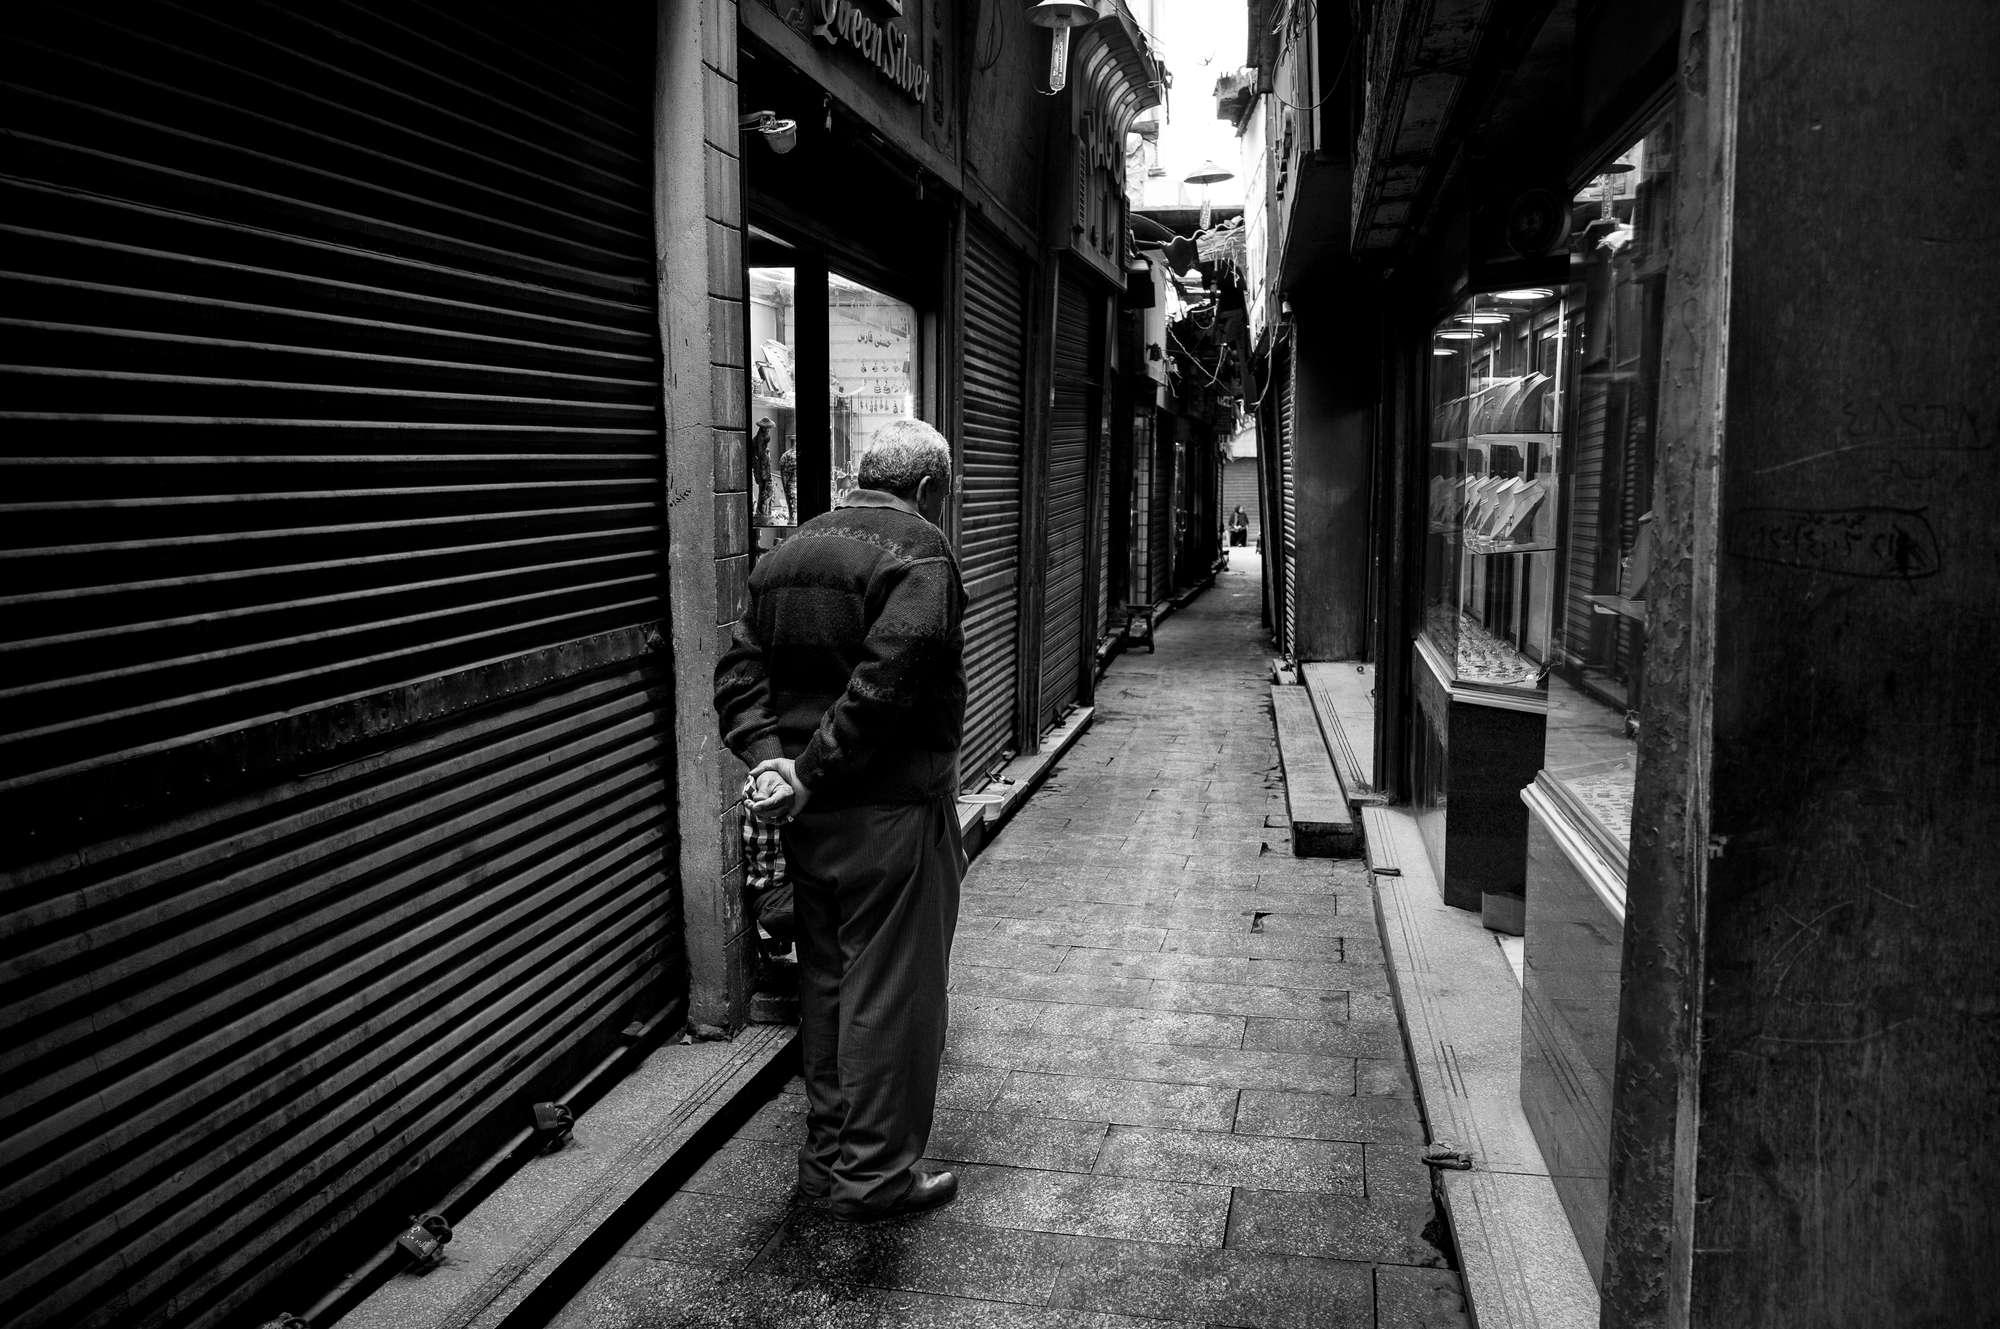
714,418,967,1222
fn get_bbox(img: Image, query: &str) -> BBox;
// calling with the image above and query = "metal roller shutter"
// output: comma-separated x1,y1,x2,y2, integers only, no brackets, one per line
1147,415,1172,602
1280,340,1300,656
957,222,1027,785
0,6,673,1328
1224,457,1261,543
1094,409,1112,642
1041,277,1095,729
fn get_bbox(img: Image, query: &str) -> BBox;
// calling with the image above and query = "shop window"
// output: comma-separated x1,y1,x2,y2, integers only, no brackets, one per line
749,266,799,527
828,273,918,497
1422,286,1570,694
1546,109,1677,852
748,260,923,546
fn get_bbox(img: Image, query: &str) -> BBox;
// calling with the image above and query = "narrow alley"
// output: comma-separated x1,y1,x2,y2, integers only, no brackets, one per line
548,563,1467,1329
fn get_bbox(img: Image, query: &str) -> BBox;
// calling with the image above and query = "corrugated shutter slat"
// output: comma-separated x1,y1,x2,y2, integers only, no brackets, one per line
0,6,674,1328
957,224,1028,782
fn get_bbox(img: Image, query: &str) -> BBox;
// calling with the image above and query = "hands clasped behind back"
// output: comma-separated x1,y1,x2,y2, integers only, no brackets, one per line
745,757,811,824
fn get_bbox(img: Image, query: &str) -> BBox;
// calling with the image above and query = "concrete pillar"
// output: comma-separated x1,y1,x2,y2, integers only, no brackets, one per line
660,0,752,1032
1289,294,1375,661
1602,1,2000,1323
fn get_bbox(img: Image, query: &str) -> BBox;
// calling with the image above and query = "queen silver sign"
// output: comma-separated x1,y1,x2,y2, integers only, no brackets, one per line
810,0,930,104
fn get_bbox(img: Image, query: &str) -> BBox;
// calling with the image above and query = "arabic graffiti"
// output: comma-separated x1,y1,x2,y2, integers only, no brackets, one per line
1727,506,1942,580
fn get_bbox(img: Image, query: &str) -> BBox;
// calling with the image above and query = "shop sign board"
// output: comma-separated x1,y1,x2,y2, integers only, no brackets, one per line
807,0,930,105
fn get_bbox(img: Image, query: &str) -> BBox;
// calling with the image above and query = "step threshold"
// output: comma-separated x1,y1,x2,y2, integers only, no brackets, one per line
1364,805,1598,1329
338,1023,794,1329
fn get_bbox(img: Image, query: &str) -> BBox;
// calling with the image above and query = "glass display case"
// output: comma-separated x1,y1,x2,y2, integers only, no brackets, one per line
1543,113,1677,854
1423,287,1572,696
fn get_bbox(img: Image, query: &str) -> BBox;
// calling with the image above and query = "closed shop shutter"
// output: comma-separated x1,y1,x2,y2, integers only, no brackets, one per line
0,7,672,1328
1147,413,1172,602
1564,382,1612,669
1041,276,1095,729
1224,457,1261,544
1094,410,1112,641
958,222,1028,785
1280,340,1300,656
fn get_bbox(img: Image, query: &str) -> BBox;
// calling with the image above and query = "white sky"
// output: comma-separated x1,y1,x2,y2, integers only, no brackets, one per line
1135,0,1250,209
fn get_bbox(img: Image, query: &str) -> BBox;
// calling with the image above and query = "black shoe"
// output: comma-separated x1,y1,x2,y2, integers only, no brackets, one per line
831,1170,958,1222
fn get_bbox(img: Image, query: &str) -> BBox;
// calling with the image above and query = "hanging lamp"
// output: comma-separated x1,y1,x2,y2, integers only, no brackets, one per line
1028,0,1098,94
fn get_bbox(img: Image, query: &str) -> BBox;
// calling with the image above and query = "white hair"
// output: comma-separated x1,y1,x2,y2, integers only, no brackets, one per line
855,418,953,497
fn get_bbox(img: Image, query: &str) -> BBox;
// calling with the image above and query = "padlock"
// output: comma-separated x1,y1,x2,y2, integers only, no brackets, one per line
396,1213,452,1266
531,1101,574,1152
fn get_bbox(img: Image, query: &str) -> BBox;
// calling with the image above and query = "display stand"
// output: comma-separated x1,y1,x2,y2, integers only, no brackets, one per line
1414,286,1571,920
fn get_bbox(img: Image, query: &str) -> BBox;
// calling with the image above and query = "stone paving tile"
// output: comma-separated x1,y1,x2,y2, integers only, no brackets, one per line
954,936,1072,973
941,1161,1230,1247
1357,1055,1418,1098
1092,1124,1365,1195
1138,978,1352,1022
733,1090,811,1144
1080,956,1392,996
1032,1000,1247,1049
978,879,1199,907
622,1189,791,1272
981,917,1169,951
1056,956,1368,996
1160,929,1348,961
752,1208,1074,1304
938,1063,1009,1111
544,1261,792,1329
1046,1236,1376,1329
946,1029,1356,1096
1375,1264,1475,1328
1242,1016,1407,1059
966,898,1348,937
950,995,1050,1036
957,994,1246,1049
1233,1089,1428,1145
1364,1142,1438,1202
1226,1187,1447,1267
679,1137,798,1205
948,965,1156,1008
1348,989,1402,1024
927,1108,1109,1172
555,1259,1163,1329
1167,884,1349,916
990,1071,1239,1131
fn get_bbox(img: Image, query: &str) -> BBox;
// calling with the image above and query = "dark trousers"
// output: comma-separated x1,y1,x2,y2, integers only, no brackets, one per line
784,794,964,1213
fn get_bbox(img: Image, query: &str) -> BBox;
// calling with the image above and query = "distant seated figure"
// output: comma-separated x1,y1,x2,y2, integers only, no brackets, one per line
1229,504,1249,546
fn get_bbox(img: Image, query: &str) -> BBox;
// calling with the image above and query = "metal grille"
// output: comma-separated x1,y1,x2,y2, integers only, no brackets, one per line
0,7,673,1327
1041,277,1095,728
958,223,1028,784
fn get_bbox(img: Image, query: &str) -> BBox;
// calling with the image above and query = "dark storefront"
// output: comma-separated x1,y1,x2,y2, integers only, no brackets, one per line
1,6,681,1326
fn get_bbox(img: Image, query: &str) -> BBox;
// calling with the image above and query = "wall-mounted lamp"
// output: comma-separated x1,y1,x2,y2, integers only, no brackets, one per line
1029,0,1098,95
738,110,798,155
